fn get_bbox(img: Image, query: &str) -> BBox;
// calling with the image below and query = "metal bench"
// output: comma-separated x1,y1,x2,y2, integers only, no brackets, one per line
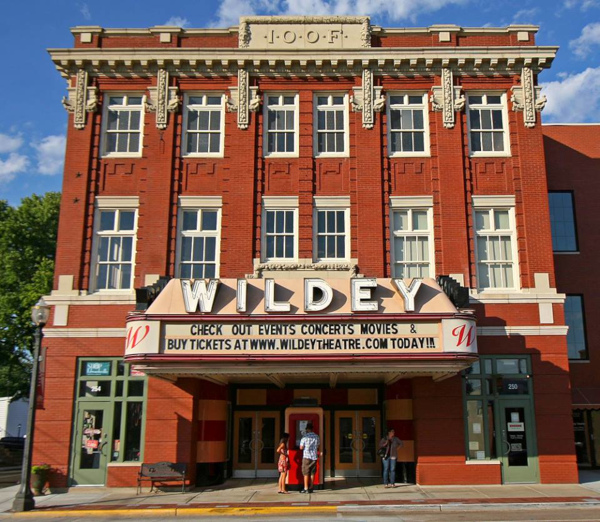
137,462,187,494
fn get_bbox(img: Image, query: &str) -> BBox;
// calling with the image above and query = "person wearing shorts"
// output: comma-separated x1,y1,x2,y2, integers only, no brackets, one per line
299,422,320,493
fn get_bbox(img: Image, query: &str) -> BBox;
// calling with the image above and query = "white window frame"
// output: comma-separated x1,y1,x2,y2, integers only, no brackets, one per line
90,197,139,293
472,195,519,292
387,92,430,157
313,197,350,262
100,93,145,158
261,197,299,262
389,196,435,279
182,93,225,158
466,92,511,157
176,196,223,279
314,93,349,158
264,93,299,158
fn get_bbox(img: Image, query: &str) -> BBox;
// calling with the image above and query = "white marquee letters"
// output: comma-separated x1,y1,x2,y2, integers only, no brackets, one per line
181,279,221,313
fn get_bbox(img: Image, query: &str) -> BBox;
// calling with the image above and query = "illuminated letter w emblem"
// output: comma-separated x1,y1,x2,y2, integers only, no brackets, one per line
452,324,475,348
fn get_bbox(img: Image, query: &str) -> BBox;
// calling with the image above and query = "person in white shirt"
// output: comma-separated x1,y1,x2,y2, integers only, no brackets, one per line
299,422,321,493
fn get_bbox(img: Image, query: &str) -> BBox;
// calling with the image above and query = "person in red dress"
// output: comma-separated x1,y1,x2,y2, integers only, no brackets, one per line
277,433,290,494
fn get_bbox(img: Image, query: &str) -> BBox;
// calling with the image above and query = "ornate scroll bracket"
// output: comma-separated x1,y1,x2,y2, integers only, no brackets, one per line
430,68,464,129
350,69,384,129
145,69,180,129
61,69,98,130
232,68,260,129
510,67,546,128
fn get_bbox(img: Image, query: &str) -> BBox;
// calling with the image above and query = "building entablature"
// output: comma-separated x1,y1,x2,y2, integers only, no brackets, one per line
49,46,557,80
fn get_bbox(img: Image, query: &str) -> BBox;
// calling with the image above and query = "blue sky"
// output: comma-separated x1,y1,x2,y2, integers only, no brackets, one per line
1,0,599,205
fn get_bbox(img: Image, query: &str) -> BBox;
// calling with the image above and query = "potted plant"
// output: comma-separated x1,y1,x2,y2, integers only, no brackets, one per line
31,464,51,495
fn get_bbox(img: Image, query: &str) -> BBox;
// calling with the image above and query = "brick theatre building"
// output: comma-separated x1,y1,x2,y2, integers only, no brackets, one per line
37,16,577,488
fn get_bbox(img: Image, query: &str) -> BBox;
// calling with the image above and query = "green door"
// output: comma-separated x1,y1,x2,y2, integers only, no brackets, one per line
497,399,538,483
71,402,112,485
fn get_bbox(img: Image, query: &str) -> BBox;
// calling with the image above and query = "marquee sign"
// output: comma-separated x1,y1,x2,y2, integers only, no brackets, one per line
124,278,477,359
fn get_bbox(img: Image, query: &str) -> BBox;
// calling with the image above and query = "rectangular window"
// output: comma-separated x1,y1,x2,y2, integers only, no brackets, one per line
264,210,295,260
315,210,348,260
103,94,144,156
177,208,220,279
388,93,428,155
315,94,348,156
391,202,433,278
565,295,588,360
549,192,578,252
183,94,224,156
467,93,509,155
474,207,517,290
265,94,298,156
92,208,137,291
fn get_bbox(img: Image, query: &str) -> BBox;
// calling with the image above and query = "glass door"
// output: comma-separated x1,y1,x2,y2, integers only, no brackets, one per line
497,399,538,483
71,402,112,485
233,411,280,478
334,410,380,477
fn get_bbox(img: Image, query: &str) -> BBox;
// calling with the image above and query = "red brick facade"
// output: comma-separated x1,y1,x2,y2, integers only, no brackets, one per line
544,124,600,468
38,17,578,488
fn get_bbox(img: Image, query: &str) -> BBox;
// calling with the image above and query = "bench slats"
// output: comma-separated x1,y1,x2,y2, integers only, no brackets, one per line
137,461,187,494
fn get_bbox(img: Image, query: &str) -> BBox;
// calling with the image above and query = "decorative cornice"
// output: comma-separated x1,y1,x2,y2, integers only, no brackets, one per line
49,47,558,79
61,69,98,129
510,66,546,127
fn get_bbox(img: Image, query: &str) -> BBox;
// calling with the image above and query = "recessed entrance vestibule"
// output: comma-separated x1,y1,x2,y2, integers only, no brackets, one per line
229,384,392,482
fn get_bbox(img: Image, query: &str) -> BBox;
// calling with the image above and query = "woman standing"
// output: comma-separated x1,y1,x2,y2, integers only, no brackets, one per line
276,433,290,494
379,428,403,488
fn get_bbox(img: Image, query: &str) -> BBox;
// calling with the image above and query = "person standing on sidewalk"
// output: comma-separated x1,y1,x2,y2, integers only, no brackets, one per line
276,433,290,494
380,428,403,488
299,422,320,493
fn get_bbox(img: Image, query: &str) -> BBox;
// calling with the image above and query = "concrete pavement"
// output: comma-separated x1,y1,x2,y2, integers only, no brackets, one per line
0,474,599,517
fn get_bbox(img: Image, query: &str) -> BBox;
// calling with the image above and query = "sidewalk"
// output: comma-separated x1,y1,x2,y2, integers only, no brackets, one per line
1,474,600,517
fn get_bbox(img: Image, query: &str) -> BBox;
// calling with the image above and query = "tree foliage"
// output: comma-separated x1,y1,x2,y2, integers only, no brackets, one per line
0,192,61,398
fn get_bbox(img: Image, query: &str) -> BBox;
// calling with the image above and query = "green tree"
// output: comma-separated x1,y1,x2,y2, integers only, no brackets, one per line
0,192,61,398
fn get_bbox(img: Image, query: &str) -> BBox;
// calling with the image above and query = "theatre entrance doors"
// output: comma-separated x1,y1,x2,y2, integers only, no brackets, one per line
232,411,280,478
333,410,381,477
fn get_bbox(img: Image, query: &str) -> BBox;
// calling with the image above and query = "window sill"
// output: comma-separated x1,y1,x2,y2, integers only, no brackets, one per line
469,152,511,158
554,251,580,255
89,289,136,296
569,359,590,363
183,153,224,159
465,459,501,465
389,152,431,158
315,153,349,159
102,153,143,159
264,153,299,159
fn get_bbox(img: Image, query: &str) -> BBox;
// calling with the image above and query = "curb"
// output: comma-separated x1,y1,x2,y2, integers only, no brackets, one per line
6,500,600,517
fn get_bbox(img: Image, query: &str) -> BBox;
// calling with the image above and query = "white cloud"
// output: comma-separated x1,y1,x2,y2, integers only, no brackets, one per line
564,0,598,10
33,135,66,176
79,3,91,20
570,22,600,58
0,153,29,184
212,0,468,28
512,8,539,23
0,133,23,154
541,67,600,123
165,16,190,27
